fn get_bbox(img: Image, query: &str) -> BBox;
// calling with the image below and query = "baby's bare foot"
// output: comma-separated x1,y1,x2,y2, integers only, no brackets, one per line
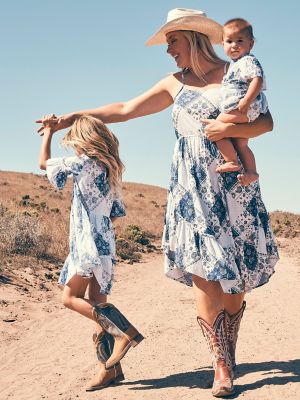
216,161,240,173
237,171,259,186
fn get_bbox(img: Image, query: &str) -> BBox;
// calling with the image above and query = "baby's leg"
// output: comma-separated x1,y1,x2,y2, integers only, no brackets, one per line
62,275,97,320
217,110,249,124
232,138,259,185
215,138,240,172
215,111,249,173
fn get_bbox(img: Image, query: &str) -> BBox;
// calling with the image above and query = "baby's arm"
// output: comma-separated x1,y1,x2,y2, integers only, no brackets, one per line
239,76,263,114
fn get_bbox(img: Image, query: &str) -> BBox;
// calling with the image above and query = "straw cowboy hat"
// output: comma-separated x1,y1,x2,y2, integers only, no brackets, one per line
146,8,223,46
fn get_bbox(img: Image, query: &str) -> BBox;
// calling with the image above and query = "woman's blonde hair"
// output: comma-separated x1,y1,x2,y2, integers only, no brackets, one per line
182,31,224,83
62,115,124,189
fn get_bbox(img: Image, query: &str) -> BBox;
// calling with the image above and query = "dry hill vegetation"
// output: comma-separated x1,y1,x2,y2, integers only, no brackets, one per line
0,170,299,295
0,171,166,294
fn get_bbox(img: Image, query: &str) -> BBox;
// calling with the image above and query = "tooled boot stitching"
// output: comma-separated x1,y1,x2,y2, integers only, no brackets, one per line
197,310,234,397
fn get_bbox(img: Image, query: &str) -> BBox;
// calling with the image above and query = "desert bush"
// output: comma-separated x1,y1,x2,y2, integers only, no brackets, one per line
116,224,156,262
116,238,142,262
0,208,51,257
122,224,153,245
270,211,300,238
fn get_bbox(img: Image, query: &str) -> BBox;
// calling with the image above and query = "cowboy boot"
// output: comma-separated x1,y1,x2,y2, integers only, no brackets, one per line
197,310,234,397
92,303,144,369
86,330,125,392
225,301,246,371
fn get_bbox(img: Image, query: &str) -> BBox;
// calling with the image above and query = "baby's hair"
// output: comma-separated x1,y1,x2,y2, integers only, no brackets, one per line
223,18,254,40
62,115,124,189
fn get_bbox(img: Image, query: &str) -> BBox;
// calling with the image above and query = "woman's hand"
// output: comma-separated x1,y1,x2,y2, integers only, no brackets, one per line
200,118,234,142
36,113,76,136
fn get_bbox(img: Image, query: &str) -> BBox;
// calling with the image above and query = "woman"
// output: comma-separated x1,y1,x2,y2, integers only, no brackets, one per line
37,8,279,397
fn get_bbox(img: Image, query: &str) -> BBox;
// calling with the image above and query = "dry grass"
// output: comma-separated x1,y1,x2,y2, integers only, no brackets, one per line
0,172,166,275
1,170,299,288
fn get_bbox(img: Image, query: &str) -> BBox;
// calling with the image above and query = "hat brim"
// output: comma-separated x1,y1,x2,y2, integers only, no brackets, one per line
146,15,223,46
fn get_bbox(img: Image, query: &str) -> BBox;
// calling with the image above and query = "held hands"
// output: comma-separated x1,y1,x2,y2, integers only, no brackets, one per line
36,113,75,136
200,118,232,142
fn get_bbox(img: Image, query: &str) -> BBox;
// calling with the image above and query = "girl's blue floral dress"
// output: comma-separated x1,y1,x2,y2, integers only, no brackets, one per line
46,154,125,294
162,85,279,294
220,53,268,122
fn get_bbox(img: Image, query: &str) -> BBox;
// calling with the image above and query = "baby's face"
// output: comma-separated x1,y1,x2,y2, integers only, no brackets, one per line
223,27,254,60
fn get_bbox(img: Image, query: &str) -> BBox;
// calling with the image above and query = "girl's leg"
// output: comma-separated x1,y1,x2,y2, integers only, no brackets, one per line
193,276,234,396
62,275,95,320
232,138,259,185
85,275,125,392
88,276,107,335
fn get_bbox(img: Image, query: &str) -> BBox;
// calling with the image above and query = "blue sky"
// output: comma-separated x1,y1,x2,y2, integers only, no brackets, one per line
1,0,299,213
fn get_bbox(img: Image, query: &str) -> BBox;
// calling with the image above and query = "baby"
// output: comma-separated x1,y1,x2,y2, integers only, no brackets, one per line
216,18,268,185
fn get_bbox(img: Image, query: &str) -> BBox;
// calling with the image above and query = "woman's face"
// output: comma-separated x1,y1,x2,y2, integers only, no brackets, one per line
166,31,191,69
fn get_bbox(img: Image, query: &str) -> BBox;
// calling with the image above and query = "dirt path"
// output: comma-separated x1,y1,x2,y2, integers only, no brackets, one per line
1,253,299,400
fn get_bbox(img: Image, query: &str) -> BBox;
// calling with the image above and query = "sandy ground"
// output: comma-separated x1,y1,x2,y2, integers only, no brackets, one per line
1,252,299,400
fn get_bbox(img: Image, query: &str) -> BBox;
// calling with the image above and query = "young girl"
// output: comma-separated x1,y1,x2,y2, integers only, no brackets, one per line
215,18,268,185
38,114,144,391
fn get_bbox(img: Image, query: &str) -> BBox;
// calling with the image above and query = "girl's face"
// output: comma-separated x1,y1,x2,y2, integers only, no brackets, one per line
166,31,191,69
223,27,254,60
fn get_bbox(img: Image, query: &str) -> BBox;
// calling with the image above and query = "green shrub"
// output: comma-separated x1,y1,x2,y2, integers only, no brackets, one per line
116,238,142,262
123,224,152,245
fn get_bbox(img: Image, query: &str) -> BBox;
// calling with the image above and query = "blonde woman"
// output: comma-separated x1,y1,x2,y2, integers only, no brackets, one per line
37,8,279,397
38,115,144,391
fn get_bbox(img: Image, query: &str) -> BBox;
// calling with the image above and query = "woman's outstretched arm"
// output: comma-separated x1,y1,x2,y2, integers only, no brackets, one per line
201,110,274,142
36,76,175,134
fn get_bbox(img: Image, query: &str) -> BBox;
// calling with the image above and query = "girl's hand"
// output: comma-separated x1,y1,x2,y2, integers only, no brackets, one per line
200,118,234,142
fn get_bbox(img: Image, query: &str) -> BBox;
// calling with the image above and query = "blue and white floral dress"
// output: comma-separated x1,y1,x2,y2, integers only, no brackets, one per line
46,154,125,294
162,84,278,293
220,53,268,122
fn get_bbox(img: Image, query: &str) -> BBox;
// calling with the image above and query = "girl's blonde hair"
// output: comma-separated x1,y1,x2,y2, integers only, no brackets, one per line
62,115,124,189
182,31,224,83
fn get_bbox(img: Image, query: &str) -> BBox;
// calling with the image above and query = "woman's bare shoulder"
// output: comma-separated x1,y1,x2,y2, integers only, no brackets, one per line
159,72,183,98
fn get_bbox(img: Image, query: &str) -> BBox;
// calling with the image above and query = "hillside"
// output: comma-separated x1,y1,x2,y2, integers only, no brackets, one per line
0,170,299,297
0,171,300,400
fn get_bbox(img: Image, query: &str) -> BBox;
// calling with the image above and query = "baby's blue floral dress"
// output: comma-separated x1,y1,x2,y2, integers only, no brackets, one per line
220,53,268,121
46,154,125,294
162,85,279,293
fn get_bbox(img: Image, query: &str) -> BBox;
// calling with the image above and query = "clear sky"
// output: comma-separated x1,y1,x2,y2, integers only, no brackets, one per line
1,0,299,213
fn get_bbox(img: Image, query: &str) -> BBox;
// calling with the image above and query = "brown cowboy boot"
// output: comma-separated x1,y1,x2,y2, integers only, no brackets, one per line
86,331,125,392
225,301,246,371
92,303,144,369
197,310,234,397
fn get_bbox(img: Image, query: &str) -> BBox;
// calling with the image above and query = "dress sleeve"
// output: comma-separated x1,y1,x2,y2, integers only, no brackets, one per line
110,189,126,218
46,156,84,190
240,55,264,81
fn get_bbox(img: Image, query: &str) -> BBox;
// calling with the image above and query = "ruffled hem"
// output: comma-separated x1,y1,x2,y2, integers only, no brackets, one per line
162,221,279,294
58,255,115,295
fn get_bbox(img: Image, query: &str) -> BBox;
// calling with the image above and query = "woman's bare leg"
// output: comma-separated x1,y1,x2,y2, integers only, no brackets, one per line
192,275,224,324
223,292,245,315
